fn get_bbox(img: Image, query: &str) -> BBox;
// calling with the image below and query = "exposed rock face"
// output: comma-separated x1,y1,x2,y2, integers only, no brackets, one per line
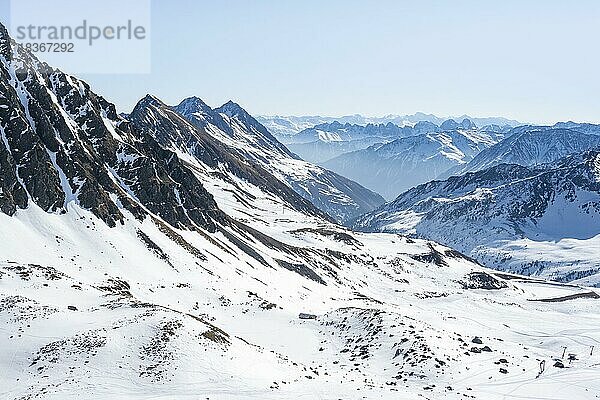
0,24,225,231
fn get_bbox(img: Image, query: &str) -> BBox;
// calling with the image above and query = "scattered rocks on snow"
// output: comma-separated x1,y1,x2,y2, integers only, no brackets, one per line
460,272,508,290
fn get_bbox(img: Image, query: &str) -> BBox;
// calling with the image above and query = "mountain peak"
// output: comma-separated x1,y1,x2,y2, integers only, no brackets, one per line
130,94,167,118
439,118,476,131
135,94,163,108
178,96,207,107
0,22,10,51
175,96,212,115
216,100,247,118
0,23,20,62
460,118,476,130
413,120,439,132
440,119,459,130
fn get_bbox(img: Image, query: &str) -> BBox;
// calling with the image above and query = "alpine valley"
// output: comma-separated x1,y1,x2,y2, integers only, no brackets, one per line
1,22,600,400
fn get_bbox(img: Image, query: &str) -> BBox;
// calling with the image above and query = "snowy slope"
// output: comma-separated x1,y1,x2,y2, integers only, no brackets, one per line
5,200,600,400
354,151,600,286
172,97,385,223
324,128,505,200
1,22,600,400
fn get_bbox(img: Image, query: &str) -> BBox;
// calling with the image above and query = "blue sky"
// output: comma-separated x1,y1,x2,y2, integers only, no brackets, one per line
4,0,600,123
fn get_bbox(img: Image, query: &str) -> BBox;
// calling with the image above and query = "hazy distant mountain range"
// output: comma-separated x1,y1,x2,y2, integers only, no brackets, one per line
256,113,521,137
322,123,506,199
267,117,509,199
265,115,600,201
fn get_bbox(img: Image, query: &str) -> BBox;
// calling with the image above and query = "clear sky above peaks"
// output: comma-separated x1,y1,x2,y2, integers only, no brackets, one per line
7,0,600,124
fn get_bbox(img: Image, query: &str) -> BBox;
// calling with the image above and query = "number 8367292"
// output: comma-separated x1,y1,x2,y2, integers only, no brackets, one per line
24,42,74,53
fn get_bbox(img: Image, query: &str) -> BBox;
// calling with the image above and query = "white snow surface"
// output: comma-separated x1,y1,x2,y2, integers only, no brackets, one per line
2,174,600,399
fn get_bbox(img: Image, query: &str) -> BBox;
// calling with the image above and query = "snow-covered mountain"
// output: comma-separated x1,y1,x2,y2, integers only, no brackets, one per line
323,125,506,200
283,121,418,145
170,97,385,223
446,127,600,177
257,113,520,137
2,23,600,400
281,121,423,163
256,113,436,137
553,121,600,134
354,150,600,285
255,115,351,137
282,117,508,164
